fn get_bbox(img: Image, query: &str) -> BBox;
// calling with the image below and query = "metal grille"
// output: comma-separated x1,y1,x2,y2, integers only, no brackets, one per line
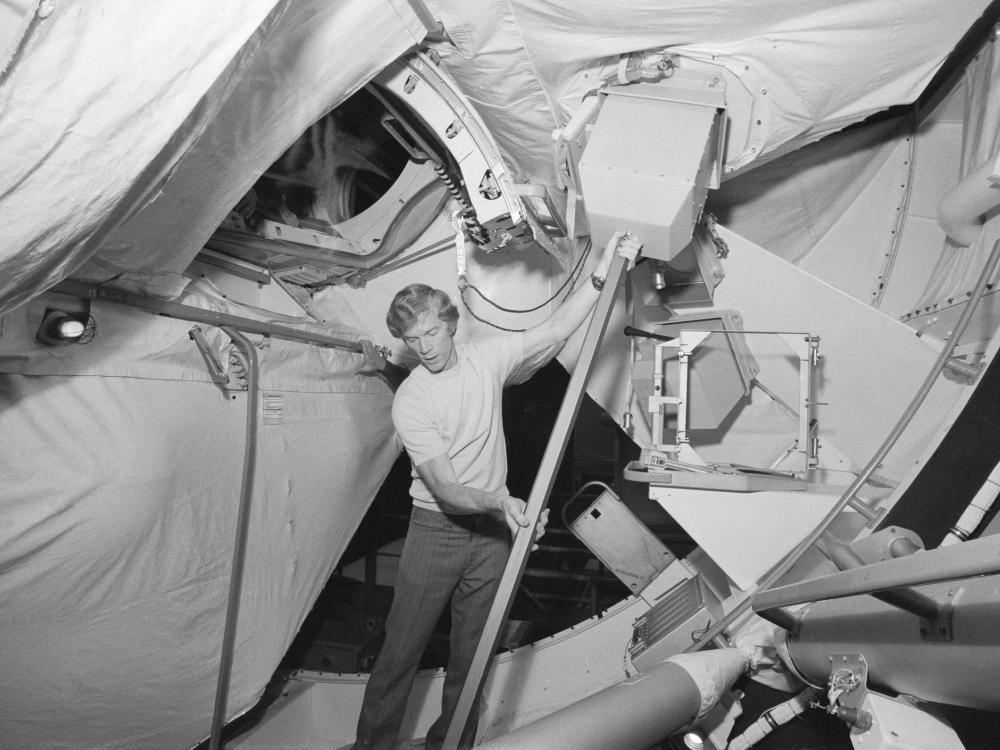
629,576,704,659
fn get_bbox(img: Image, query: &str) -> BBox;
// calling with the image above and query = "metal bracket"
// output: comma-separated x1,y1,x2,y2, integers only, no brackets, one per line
943,356,982,383
823,653,873,731
919,594,956,642
189,326,234,391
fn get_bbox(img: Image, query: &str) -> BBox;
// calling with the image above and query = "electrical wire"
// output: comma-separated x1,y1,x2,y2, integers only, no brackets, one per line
465,239,594,314
459,297,529,332
78,316,98,344
459,239,594,331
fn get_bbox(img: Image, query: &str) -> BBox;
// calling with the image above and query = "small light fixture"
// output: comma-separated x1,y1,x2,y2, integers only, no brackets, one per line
34,293,93,346
653,261,669,291
682,730,705,750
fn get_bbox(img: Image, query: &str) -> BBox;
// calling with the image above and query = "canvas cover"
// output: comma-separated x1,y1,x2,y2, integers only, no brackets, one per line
0,2,425,749
0,2,996,749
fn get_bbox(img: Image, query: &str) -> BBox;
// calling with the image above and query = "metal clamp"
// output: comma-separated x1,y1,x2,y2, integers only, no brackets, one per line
820,653,872,731
189,326,233,390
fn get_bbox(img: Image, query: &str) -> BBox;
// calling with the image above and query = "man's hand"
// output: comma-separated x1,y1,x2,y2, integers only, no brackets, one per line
616,231,643,268
500,496,550,551
356,339,386,374
593,230,643,279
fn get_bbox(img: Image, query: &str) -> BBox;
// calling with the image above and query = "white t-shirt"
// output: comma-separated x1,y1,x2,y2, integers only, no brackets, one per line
392,333,524,513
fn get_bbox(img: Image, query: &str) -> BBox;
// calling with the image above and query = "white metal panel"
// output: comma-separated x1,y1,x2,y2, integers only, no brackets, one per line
651,485,846,590
880,216,952,320
798,134,913,306
710,225,962,479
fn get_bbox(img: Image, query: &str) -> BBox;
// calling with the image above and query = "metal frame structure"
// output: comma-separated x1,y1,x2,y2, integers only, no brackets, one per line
647,330,820,475
683,237,1000,654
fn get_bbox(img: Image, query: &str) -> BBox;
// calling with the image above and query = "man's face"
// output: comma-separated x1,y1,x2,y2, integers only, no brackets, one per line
401,310,457,373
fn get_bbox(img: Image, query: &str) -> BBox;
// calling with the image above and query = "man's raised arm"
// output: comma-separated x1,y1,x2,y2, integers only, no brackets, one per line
521,231,641,362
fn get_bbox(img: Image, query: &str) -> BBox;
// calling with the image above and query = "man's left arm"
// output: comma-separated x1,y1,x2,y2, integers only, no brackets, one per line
521,231,641,362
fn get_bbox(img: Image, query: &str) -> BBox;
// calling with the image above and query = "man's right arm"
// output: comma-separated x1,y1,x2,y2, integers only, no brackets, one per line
519,231,641,364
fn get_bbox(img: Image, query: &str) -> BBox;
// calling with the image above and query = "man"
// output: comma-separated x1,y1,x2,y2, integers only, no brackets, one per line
352,231,641,750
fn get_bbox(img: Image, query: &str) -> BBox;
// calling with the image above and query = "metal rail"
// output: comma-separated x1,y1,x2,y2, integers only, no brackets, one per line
442,254,629,749
209,327,260,750
54,280,363,353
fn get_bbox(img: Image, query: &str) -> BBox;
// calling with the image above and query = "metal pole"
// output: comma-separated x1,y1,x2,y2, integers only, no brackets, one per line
209,327,260,750
752,532,1000,614
441,254,629,750
54,280,363,354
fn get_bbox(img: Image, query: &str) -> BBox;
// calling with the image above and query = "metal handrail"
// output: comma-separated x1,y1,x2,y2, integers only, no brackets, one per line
209,327,260,750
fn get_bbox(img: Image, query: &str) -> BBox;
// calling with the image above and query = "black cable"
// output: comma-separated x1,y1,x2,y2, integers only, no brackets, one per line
459,296,529,332
459,240,593,331
465,240,593,314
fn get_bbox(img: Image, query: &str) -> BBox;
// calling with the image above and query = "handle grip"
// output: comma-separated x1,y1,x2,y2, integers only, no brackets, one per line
623,325,675,342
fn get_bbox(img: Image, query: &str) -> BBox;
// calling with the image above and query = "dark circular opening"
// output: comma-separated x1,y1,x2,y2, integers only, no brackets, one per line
246,86,411,229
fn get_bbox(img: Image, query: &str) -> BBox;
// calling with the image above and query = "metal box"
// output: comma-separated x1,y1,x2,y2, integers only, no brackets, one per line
568,489,675,593
578,76,726,263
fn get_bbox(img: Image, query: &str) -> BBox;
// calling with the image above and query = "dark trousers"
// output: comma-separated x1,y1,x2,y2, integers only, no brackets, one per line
352,506,511,750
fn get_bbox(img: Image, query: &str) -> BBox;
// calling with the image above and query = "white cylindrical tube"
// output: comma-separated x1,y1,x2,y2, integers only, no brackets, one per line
476,650,747,750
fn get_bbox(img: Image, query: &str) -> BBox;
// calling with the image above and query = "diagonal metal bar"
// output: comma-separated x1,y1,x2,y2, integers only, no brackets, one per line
753,533,1000,615
442,253,628,750
54,280,363,353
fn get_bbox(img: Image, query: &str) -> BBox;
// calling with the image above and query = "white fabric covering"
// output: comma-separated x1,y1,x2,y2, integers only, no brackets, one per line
914,37,1000,312
427,0,991,185
0,3,424,748
0,285,403,749
0,0,425,316
0,3,996,749
0,0,281,315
